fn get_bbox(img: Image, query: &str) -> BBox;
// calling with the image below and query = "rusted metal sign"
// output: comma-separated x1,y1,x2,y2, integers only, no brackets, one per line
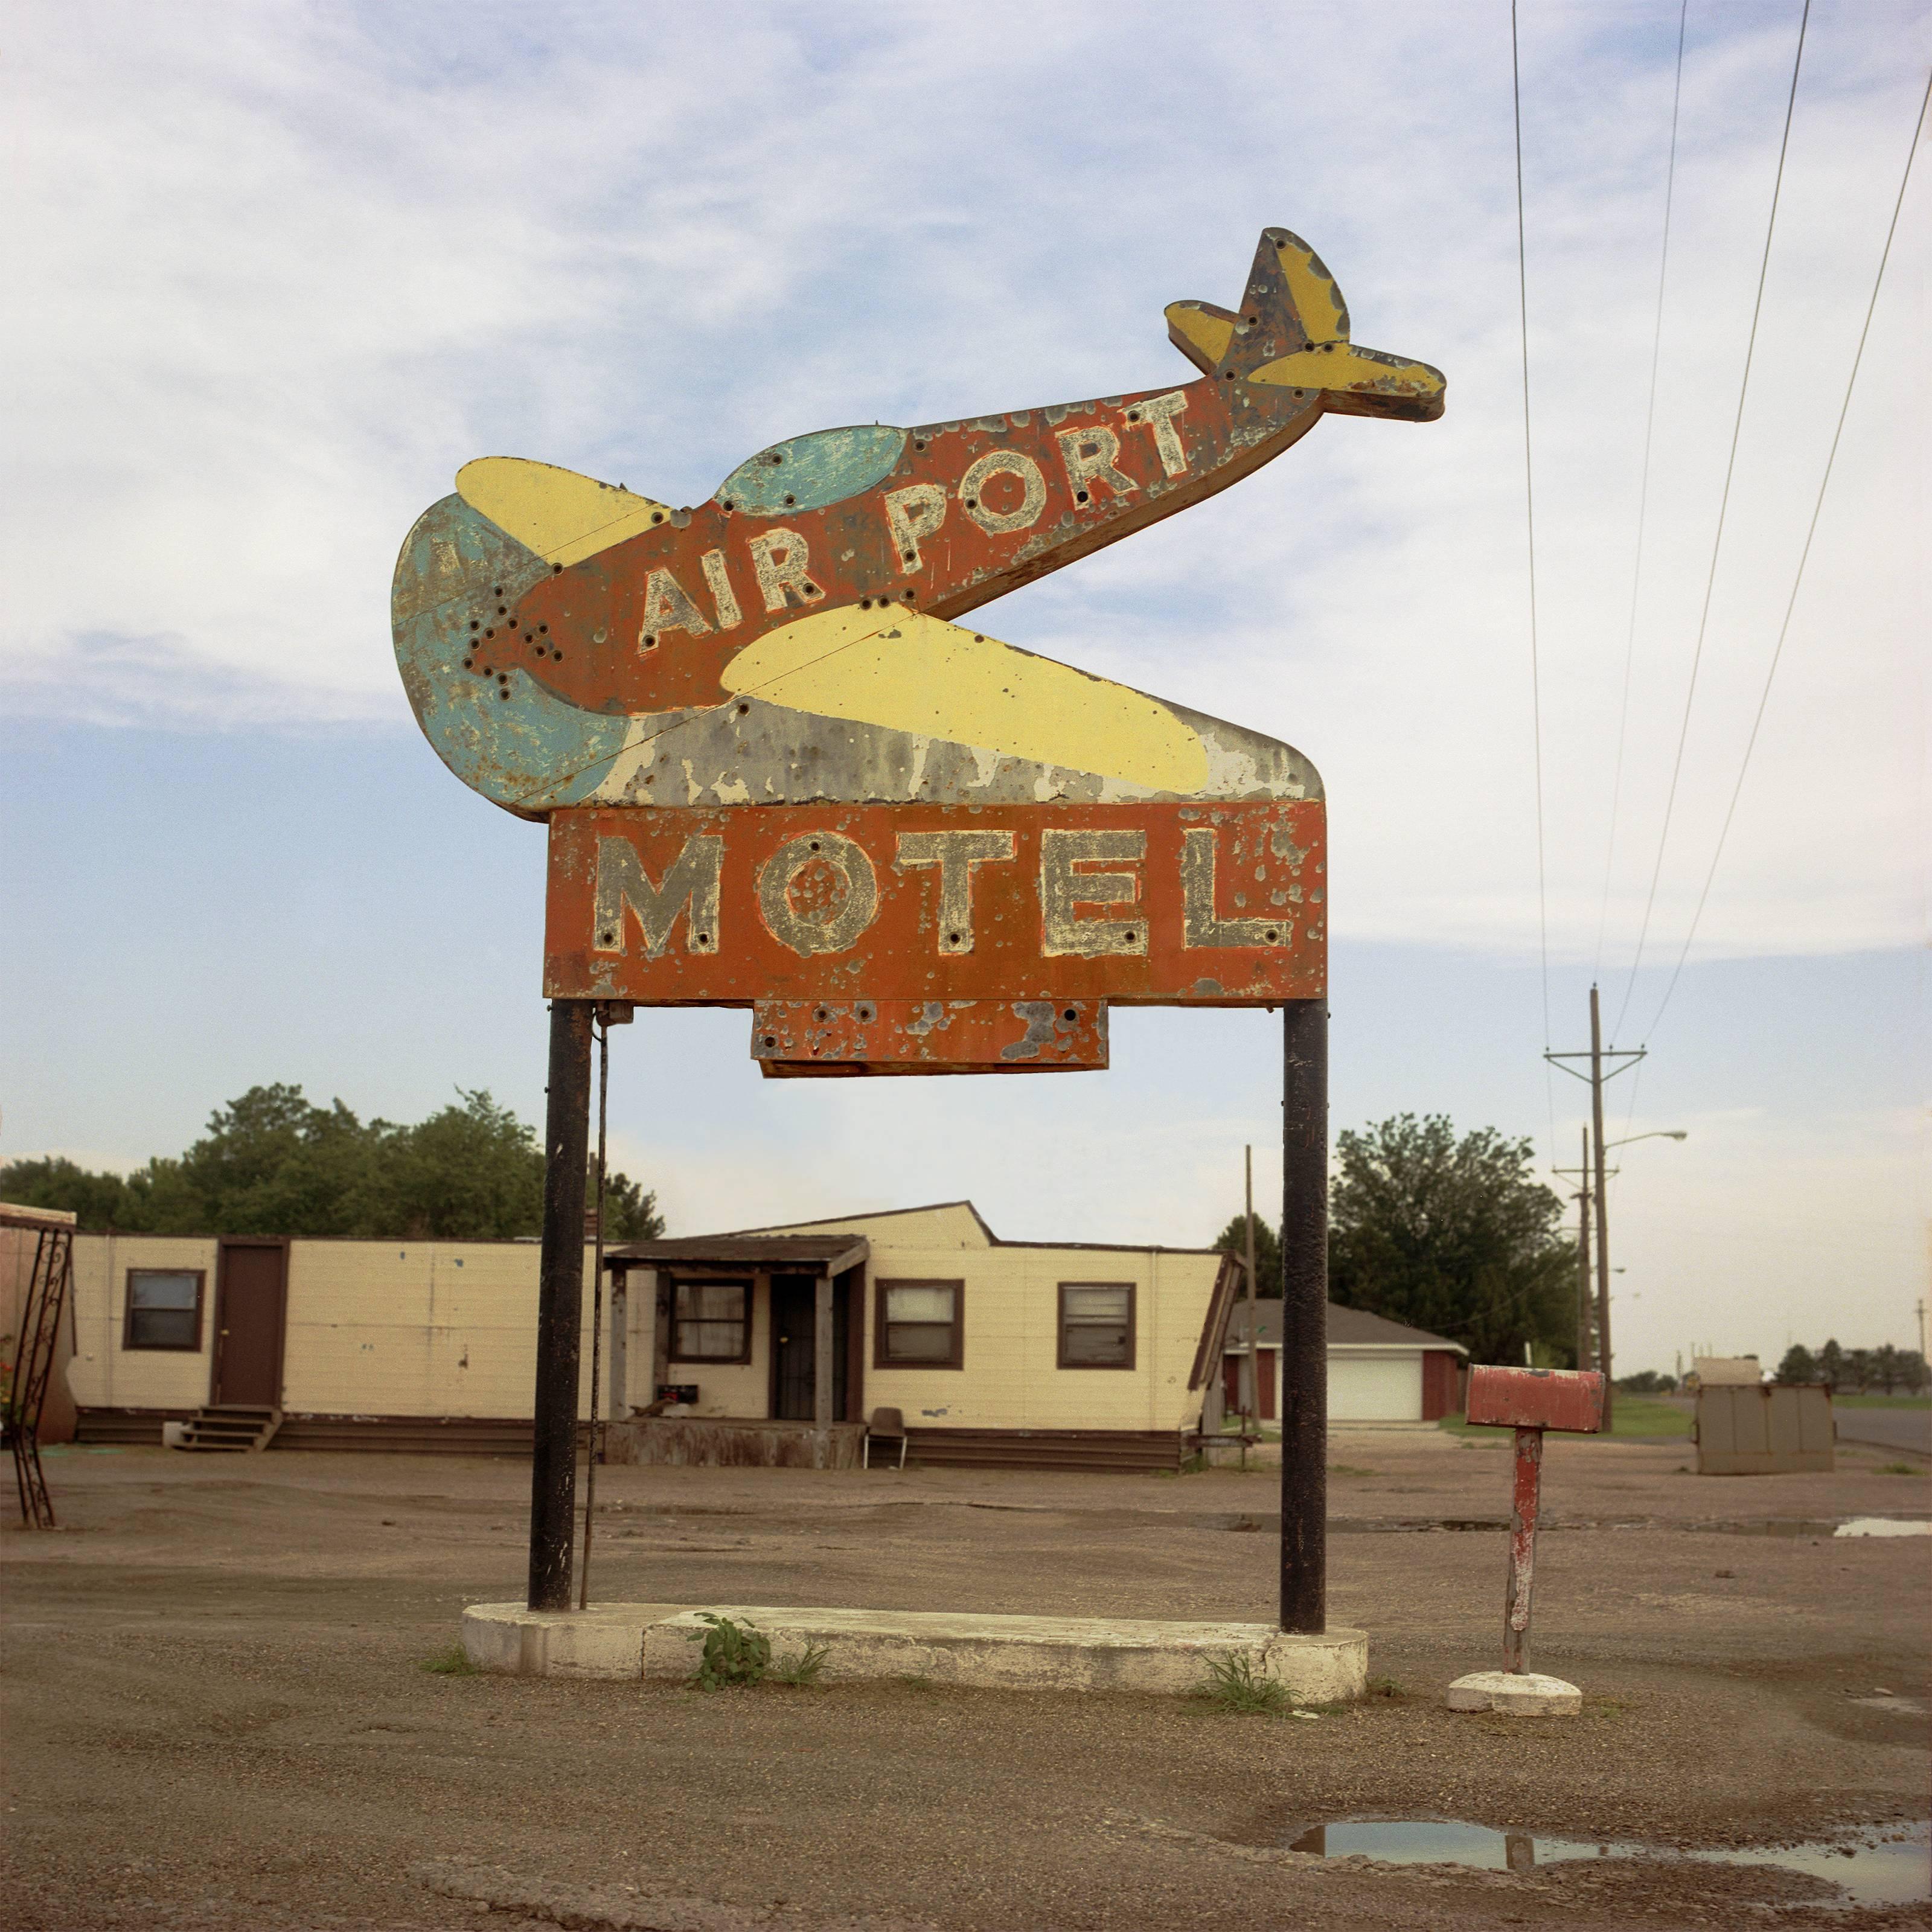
544,801,1325,1002
393,227,1442,1073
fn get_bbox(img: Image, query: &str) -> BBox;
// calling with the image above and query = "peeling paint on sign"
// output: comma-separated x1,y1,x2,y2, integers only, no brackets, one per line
398,225,1442,1067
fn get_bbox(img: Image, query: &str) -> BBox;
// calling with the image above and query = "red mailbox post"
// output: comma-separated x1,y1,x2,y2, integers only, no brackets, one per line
1448,1365,1604,1716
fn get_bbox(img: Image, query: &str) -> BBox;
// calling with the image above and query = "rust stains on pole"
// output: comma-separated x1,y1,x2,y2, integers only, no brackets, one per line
1502,1425,1544,1672
529,998,593,1613
1279,998,1328,1635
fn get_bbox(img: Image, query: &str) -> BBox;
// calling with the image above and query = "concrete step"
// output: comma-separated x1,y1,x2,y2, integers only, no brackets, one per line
460,1601,1367,1701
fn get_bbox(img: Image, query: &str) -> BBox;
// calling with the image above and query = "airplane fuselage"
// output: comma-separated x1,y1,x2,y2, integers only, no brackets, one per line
462,371,1323,720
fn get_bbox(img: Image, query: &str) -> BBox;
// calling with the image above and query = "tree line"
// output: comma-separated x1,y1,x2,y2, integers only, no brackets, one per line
1,1083,664,1243
1775,1342,1928,1396
1215,1113,1578,1369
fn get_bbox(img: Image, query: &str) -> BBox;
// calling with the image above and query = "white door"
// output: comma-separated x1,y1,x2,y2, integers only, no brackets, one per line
1328,1352,1423,1421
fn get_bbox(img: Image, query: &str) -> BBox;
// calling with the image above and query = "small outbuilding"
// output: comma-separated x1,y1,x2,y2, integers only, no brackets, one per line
1222,1301,1467,1423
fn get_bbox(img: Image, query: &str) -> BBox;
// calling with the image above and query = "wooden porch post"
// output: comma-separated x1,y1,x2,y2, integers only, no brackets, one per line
813,1272,834,1465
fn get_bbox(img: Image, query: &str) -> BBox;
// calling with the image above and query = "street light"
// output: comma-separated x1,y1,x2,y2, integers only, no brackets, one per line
1555,1129,1689,1426
1594,1129,1686,1421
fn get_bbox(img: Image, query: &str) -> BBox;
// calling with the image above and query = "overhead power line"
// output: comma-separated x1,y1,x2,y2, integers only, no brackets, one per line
1511,0,1558,1168
1611,0,1812,1045
1645,65,1931,1040
1595,0,1689,982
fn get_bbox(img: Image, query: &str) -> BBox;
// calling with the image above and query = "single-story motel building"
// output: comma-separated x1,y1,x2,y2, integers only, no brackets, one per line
53,1200,1465,1470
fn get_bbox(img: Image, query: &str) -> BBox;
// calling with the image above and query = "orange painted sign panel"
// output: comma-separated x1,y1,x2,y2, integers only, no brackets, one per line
544,799,1325,1008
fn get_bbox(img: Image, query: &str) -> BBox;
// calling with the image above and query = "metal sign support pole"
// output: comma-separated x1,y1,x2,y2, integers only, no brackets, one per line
1279,997,1328,1635
529,998,593,1612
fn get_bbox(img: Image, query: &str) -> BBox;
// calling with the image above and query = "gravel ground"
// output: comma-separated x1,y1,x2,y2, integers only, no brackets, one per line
2,1431,1927,1931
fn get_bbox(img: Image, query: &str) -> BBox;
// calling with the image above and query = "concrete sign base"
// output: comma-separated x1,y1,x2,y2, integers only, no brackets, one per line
1445,1669,1583,1716
463,1600,1368,1701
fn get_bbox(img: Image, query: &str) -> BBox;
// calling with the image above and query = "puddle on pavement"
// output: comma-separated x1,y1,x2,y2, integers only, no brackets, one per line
1211,1514,1931,1537
1281,1818,1931,1908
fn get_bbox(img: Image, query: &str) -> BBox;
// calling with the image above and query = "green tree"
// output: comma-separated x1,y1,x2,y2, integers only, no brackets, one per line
1843,1348,1876,1395
1898,1350,1930,1396
0,1083,660,1243
1815,1339,1845,1393
382,1089,543,1239
1212,1212,1281,1297
1774,1343,1818,1385
0,1155,135,1229
1616,1369,1675,1395
1328,1113,1576,1367
600,1168,666,1243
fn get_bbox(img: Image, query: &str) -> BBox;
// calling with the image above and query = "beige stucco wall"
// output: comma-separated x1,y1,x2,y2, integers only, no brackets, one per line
68,1212,1219,1434
761,1210,1219,1433
68,1235,604,1419
70,1235,221,1411
651,1275,773,1419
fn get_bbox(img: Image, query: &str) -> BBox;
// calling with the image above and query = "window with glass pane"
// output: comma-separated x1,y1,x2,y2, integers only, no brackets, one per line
125,1270,202,1351
877,1281,962,1367
670,1280,749,1362
1058,1283,1133,1367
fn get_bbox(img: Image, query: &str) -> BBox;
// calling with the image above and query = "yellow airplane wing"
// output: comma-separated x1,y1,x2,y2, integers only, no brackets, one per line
456,457,674,568
721,607,1210,795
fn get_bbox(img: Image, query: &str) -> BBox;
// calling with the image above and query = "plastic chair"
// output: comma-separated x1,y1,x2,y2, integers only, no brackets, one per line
863,1406,908,1470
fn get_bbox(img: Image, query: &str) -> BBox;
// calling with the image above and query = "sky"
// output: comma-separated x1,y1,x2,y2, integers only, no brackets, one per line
4,1,1927,1376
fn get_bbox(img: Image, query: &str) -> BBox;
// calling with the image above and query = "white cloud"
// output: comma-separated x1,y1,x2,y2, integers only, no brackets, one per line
9,4,1924,967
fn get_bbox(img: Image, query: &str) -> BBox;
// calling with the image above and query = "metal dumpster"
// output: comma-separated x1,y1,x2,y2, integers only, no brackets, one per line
1695,1383,1834,1476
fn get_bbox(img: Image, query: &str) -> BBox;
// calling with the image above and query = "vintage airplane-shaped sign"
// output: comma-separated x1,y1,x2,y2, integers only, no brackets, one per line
391,228,1444,1071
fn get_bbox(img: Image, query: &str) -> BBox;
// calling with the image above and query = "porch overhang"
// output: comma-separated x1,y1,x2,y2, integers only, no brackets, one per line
601,1235,870,1279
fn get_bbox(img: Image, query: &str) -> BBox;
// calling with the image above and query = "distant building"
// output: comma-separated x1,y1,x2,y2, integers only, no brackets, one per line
1223,1301,1466,1424
1689,1355,1763,1389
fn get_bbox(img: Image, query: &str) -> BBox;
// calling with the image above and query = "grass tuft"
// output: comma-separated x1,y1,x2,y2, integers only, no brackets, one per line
1198,1651,1292,1716
1366,1674,1403,1700
769,1642,831,1688
420,1641,478,1677
1876,1462,1925,1476
688,1613,770,1691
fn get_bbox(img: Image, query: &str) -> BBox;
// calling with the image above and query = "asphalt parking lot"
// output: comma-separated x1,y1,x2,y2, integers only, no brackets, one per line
2,1430,1927,1931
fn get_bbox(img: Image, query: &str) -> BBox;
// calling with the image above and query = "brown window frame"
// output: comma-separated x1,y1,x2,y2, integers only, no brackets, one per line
873,1278,965,1371
667,1278,753,1364
1057,1281,1137,1371
122,1267,206,1352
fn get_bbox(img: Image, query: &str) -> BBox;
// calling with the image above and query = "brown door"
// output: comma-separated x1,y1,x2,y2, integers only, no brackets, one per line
212,1240,287,1408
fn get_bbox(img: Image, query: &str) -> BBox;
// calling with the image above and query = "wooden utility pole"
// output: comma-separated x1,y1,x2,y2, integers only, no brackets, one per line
1546,986,1644,1436
1576,1128,1592,1374
1589,988,1613,1429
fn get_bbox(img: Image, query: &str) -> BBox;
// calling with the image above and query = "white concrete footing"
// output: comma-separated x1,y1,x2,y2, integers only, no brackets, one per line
1445,1668,1583,1715
461,1601,1369,1701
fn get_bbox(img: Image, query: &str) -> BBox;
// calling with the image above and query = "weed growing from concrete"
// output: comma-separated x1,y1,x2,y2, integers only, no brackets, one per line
420,1642,478,1677
769,1643,831,1688
1366,1675,1403,1699
1198,1652,1291,1715
689,1614,770,1690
